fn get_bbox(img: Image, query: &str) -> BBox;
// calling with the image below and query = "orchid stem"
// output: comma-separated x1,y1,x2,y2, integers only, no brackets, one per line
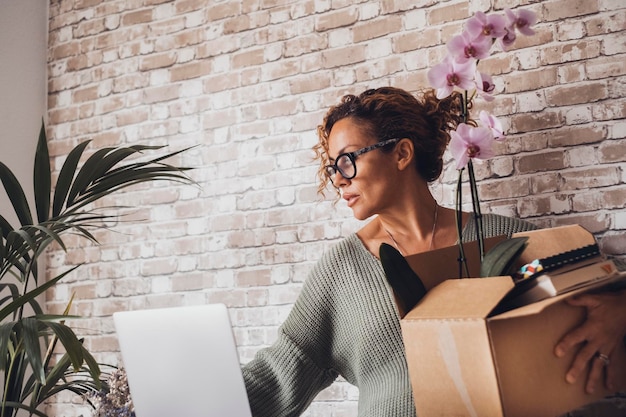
467,159,485,262
456,169,470,278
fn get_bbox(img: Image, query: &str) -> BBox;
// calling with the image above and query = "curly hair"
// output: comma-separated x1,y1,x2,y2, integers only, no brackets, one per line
313,87,464,197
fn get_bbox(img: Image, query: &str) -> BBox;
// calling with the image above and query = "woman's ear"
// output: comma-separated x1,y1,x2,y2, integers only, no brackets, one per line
396,138,414,171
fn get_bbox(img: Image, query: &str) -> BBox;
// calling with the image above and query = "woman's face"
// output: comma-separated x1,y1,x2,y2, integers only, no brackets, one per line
327,117,399,220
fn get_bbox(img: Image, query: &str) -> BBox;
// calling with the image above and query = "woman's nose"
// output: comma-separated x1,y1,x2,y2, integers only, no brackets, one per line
332,171,348,188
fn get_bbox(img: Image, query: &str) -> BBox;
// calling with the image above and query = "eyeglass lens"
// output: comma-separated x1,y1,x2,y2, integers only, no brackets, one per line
325,138,400,181
325,154,355,180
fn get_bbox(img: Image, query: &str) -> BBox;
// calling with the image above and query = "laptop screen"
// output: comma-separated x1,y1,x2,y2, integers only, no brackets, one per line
113,304,252,417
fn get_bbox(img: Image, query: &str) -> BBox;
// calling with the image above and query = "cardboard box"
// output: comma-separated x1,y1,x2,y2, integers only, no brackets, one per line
401,225,626,417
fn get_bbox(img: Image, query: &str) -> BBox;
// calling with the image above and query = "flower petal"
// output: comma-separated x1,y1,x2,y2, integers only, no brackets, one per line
449,130,470,169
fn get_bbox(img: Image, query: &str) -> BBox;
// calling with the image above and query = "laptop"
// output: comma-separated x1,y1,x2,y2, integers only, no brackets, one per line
113,304,253,417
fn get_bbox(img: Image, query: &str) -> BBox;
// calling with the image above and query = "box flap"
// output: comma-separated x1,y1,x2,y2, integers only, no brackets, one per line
405,235,505,291
491,272,626,320
513,224,596,266
403,276,514,320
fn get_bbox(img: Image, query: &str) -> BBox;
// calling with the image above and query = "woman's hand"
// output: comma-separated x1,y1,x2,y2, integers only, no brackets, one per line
554,289,626,394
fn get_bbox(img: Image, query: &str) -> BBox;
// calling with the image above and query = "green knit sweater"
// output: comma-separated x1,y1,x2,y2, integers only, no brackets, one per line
242,214,537,417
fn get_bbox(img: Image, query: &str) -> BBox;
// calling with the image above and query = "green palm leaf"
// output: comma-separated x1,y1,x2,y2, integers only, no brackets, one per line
52,140,91,217
0,213,14,239
44,322,88,372
66,147,120,207
2,121,196,415
0,266,78,322
20,318,45,384
0,162,32,227
1,401,47,417
34,121,51,224
0,321,16,374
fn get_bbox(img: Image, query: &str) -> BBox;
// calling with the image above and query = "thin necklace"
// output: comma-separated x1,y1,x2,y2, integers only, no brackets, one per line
384,204,439,256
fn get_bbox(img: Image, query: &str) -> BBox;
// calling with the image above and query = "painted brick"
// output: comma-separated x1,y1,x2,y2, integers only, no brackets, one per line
564,105,593,125
170,60,212,81
585,10,626,36
587,55,626,80
478,177,531,201
541,40,601,66
599,139,626,162
427,1,469,25
393,28,439,53
315,7,358,31
139,51,177,70
557,62,586,84
523,193,572,216
561,166,622,190
505,67,558,94
510,109,563,134
593,99,626,121
552,212,609,233
353,15,402,42
546,81,608,107
600,232,626,256
543,0,599,21
285,33,328,58
322,45,367,68
548,125,606,147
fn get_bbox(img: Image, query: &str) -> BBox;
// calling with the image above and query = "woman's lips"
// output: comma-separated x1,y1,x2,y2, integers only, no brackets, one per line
343,193,358,207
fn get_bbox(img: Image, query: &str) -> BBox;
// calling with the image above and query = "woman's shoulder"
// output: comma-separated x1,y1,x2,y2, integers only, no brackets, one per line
298,233,378,301
313,233,372,272
463,213,538,241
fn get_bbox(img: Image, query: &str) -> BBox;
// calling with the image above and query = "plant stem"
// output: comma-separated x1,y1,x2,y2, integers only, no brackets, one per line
467,159,485,262
455,169,470,278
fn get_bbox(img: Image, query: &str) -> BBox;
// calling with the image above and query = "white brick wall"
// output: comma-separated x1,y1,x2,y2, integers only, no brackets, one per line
44,0,626,415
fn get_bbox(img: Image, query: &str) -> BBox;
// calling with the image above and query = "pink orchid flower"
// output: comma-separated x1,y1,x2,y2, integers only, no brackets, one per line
500,27,517,50
475,72,496,101
466,11,507,40
479,110,505,141
427,55,476,99
505,8,537,36
447,31,492,63
449,123,496,169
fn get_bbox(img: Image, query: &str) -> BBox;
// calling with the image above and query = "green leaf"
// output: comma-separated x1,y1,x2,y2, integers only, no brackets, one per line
20,318,45,384
65,147,116,207
0,266,79,322
34,121,51,224
52,140,91,217
0,282,21,311
0,161,33,227
0,321,16,374
0,213,14,239
379,243,427,318
89,146,148,182
1,400,48,417
480,236,529,278
33,352,72,404
44,322,85,372
78,344,101,390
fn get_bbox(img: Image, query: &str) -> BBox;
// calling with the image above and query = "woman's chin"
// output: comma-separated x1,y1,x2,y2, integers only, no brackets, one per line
350,207,371,221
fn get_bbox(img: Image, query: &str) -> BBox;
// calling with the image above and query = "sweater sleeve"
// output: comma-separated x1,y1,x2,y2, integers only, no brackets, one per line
242,250,342,417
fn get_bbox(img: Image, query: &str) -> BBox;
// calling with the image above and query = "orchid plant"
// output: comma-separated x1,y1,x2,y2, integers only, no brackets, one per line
427,7,537,276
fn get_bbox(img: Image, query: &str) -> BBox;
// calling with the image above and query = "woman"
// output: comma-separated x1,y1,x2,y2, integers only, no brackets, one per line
242,87,625,416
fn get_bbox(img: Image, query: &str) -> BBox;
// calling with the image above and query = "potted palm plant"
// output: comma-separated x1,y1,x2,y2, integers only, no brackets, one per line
0,122,193,416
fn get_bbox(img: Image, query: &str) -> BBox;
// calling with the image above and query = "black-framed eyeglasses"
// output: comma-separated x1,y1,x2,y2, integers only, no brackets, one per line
325,138,400,180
